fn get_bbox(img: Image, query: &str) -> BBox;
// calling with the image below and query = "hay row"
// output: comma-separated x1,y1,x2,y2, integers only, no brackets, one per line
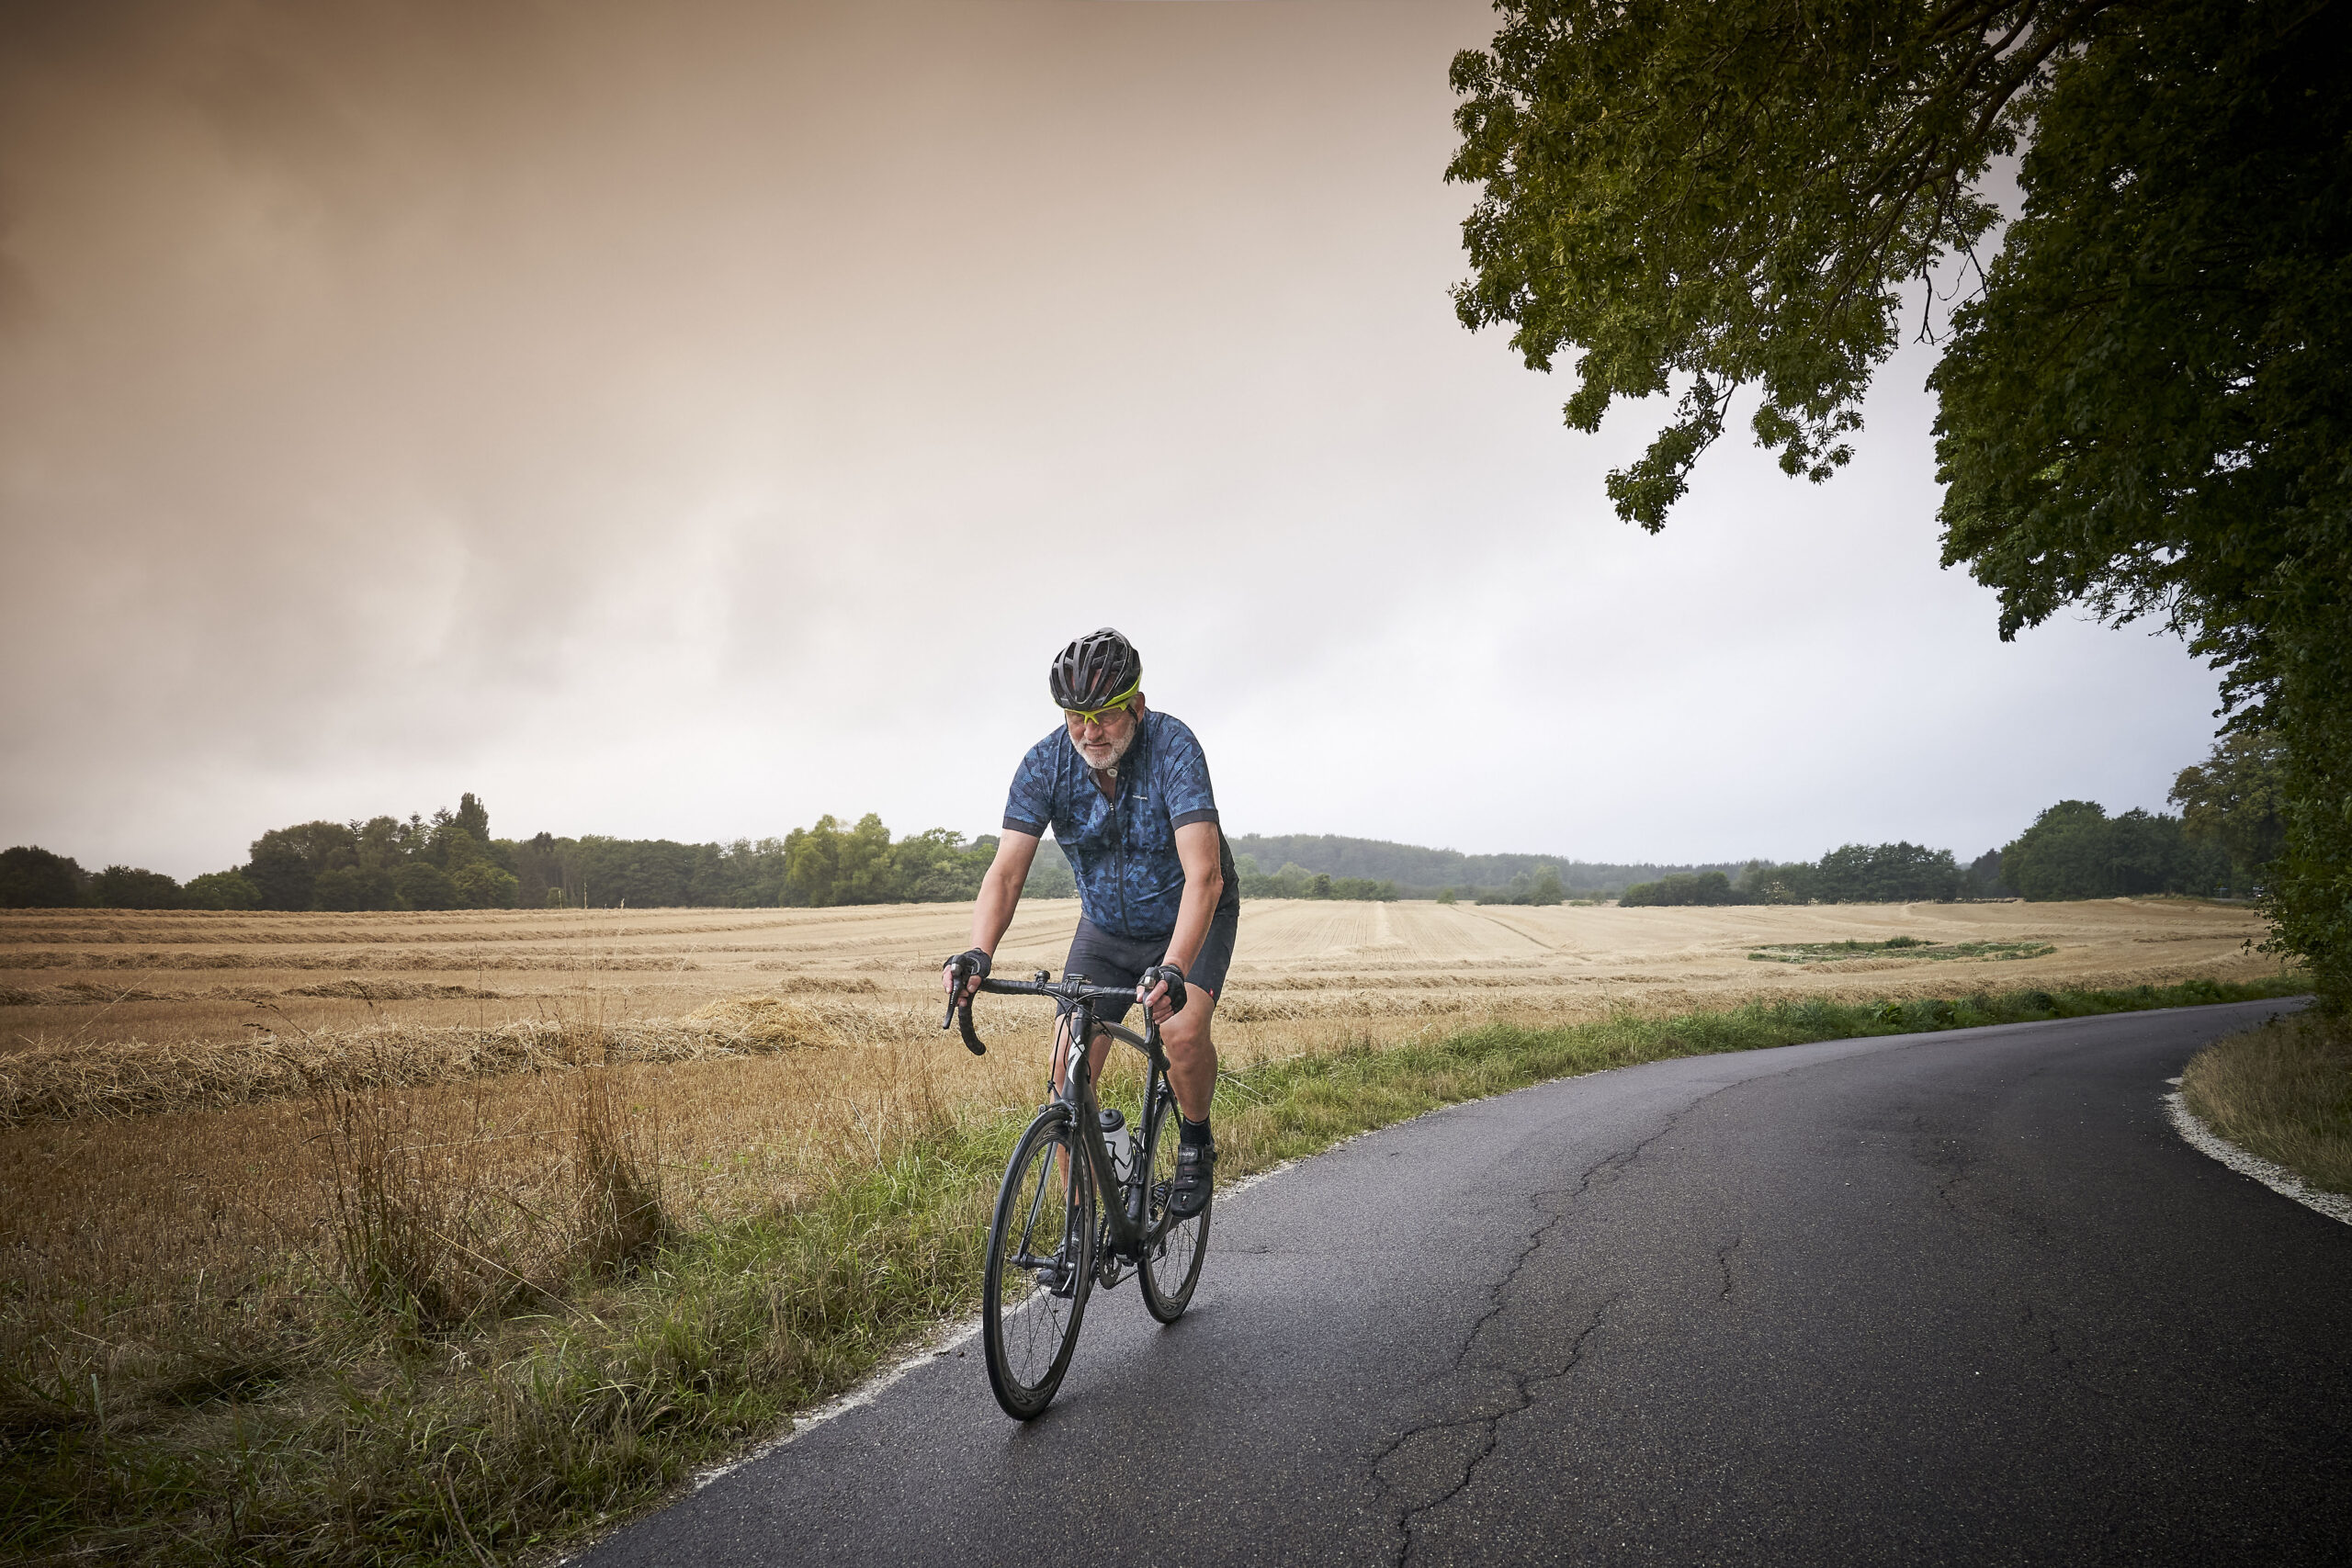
0,950,714,973
0,974,886,1009
0,979,514,1008
0,996,908,1126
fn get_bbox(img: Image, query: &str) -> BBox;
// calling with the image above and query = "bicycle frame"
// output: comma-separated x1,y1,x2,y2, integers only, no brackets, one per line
950,971,1185,1261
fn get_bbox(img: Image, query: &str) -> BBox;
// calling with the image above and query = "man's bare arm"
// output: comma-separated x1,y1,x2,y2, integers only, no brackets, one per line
1143,821,1224,1015
945,829,1041,1000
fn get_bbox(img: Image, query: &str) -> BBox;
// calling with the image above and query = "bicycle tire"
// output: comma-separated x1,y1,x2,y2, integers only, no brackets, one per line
1138,1084,1209,1323
982,1108,1095,1418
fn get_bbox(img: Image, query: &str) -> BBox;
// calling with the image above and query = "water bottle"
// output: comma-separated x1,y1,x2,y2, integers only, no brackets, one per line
1098,1108,1133,1184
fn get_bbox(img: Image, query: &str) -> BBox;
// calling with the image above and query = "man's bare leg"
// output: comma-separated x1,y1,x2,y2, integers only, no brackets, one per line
1155,992,1217,1122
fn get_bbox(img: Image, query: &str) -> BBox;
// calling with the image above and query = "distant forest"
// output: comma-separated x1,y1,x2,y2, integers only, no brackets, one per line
0,739,2281,912
1227,834,1737,900
0,800,1075,913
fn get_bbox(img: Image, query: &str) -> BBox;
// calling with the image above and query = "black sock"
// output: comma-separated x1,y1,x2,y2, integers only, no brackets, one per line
1180,1113,1213,1148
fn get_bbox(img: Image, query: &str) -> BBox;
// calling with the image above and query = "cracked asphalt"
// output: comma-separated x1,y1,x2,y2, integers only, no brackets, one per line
581,998,2352,1566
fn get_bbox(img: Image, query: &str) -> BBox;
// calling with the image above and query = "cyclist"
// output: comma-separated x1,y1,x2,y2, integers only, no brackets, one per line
943,626,1238,1220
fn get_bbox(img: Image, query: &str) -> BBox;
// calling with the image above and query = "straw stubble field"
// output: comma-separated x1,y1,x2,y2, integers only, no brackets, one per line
0,895,2286,1560
0,894,2272,1333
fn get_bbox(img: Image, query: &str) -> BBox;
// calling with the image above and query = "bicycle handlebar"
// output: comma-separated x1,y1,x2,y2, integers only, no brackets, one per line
938,970,1184,1056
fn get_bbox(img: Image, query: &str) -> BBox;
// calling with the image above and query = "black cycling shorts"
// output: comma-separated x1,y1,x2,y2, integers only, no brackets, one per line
1063,904,1237,1027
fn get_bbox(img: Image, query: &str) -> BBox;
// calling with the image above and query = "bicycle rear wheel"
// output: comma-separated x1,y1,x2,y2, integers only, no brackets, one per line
982,1109,1095,1418
1138,1086,1209,1323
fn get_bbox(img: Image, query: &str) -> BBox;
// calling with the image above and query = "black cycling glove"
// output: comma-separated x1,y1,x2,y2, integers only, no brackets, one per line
1140,962,1188,1014
945,948,991,981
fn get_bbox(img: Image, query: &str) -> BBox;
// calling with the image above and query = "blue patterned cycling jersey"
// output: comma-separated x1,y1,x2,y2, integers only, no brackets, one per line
1002,709,1241,940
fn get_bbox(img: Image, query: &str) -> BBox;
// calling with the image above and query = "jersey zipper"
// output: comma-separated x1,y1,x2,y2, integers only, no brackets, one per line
1112,772,1129,935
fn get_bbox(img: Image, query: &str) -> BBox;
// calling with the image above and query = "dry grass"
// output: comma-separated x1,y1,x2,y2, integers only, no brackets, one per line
0,897,2288,1379
2180,1010,2352,1194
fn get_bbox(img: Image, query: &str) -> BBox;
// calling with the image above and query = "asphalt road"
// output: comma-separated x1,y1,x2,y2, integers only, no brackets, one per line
583,999,2352,1566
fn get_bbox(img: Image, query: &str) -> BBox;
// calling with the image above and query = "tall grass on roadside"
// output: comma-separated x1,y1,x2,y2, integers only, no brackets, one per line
306,1036,673,1331
2181,1010,2352,1194
1,973,2306,1566
571,1065,667,1275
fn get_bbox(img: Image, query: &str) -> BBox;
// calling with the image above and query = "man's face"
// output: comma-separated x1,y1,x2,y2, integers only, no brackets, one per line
1065,702,1138,772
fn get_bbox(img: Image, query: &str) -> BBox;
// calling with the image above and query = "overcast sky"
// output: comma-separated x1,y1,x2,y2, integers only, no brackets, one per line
0,0,2227,880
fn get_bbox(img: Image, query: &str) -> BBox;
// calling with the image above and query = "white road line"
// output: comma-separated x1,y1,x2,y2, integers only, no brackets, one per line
2165,1091,2352,1227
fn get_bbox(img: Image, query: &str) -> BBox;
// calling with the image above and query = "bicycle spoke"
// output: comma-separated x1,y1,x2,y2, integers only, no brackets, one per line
983,1113,1092,1417
1139,1087,1209,1323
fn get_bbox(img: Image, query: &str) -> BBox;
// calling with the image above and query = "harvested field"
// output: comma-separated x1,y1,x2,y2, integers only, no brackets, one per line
0,893,2272,1064
0,896,2292,1562
0,896,2280,1289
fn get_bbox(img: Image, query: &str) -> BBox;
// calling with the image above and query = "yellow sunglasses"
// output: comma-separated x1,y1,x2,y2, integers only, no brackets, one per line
1060,681,1139,728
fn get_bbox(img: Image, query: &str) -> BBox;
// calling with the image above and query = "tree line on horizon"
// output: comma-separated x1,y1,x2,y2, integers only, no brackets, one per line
1621,738,2281,908
0,800,1079,913
0,736,2285,913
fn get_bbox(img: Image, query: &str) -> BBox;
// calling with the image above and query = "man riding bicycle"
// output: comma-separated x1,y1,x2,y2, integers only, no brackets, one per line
943,626,1238,1221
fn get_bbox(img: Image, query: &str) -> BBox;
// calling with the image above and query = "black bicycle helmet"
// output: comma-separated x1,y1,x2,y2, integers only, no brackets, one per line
1048,627,1143,711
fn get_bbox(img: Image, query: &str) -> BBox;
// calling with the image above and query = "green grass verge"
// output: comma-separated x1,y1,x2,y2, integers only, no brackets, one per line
2181,1009,2352,1194
2,973,2307,1564
1747,937,2057,964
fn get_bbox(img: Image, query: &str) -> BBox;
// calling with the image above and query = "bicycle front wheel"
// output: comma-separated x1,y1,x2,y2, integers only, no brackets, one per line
1139,1087,1210,1323
982,1109,1095,1418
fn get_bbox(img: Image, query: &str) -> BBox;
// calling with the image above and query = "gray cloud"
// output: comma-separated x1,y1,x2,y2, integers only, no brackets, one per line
1,1,2222,878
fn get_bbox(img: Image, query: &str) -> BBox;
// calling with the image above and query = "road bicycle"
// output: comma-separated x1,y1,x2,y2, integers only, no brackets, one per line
943,966,1211,1418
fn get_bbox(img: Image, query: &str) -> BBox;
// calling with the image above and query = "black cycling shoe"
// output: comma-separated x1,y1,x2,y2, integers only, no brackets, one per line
1167,1140,1215,1221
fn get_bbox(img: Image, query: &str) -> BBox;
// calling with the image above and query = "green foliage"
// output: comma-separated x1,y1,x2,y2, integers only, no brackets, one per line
181,870,263,910
1227,832,1718,899
246,820,361,910
1749,937,2055,964
1735,860,1815,904
2171,730,2288,890
1450,0,2352,1005
1621,870,1738,907
451,862,521,909
89,864,180,909
310,866,392,912
1235,857,1400,901
187,804,1057,913
784,814,898,908
2000,799,2232,900
1965,849,2013,899
1926,0,2352,996
1650,845,1969,906
781,815,998,909
1020,838,1078,900
1449,0,2037,527
391,862,459,911
1813,842,1962,903
0,846,87,908
1476,864,1566,905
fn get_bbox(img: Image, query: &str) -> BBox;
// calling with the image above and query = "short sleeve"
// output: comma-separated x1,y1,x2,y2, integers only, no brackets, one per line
1158,718,1219,829
1002,736,1057,836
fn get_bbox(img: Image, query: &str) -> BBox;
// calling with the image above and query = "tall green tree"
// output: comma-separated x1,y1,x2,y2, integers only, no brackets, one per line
2170,730,2287,891
0,846,87,908
1450,0,2350,999
91,866,183,909
245,821,359,910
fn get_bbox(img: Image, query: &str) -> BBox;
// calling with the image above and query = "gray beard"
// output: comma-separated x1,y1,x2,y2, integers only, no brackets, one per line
1070,727,1135,774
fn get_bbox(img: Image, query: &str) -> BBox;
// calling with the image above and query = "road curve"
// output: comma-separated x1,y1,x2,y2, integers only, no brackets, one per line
582,999,2351,1566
